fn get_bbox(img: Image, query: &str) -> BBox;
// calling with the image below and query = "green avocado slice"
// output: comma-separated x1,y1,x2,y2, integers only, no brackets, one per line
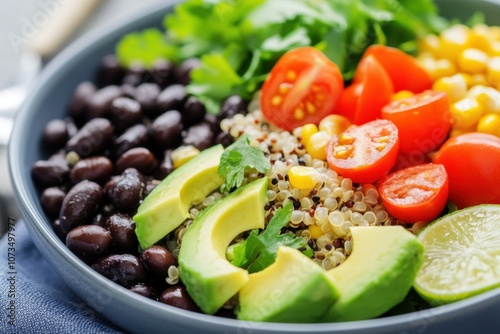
178,177,268,314
321,226,424,322
237,246,339,323
134,144,224,249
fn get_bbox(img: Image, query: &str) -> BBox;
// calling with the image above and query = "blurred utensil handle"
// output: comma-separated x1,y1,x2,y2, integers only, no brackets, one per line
29,0,102,59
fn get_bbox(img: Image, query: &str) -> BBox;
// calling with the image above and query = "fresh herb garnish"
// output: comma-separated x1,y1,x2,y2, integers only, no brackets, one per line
116,0,449,113
218,134,271,193
231,202,312,273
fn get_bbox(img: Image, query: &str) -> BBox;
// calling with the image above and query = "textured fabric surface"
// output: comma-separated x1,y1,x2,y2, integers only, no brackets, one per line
0,220,122,334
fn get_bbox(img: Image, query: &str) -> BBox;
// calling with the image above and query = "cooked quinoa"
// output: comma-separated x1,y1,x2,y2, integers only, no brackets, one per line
166,93,402,274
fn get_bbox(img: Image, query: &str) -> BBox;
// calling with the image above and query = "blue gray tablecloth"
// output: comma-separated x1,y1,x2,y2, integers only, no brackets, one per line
0,219,122,333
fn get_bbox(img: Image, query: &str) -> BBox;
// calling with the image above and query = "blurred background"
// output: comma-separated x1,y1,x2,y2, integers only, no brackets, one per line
0,0,159,236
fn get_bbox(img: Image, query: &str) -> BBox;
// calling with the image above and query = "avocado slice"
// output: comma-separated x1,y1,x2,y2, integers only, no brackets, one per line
178,177,268,314
134,144,224,249
237,246,339,323
321,226,424,322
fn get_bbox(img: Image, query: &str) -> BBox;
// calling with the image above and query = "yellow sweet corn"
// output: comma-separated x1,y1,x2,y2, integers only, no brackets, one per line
418,34,441,56
467,85,500,114
487,56,500,86
306,131,331,161
171,145,200,169
477,113,500,135
308,224,323,240
391,90,414,101
451,98,484,129
457,48,489,74
288,166,322,190
437,25,471,61
318,115,351,136
470,24,495,52
301,123,318,147
432,74,468,102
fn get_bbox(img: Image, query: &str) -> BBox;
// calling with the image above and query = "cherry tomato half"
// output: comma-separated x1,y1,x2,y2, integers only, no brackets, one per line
326,119,400,184
379,163,449,223
382,90,452,154
335,55,393,125
362,45,433,93
433,132,500,209
260,47,344,131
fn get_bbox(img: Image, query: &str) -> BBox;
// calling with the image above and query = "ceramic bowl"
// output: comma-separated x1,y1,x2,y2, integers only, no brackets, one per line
9,0,500,332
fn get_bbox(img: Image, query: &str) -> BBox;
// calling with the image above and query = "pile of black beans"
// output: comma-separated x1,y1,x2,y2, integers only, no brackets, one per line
31,54,248,313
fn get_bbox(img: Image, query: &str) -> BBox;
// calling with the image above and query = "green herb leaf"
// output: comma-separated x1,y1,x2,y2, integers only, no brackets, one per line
218,134,271,193
231,202,310,273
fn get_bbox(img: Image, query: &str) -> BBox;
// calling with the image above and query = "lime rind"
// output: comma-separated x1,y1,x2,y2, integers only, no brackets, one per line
414,204,500,306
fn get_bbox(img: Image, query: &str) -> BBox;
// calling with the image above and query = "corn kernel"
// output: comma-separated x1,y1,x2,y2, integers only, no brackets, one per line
391,90,414,101
468,85,500,114
489,41,500,57
432,74,468,102
417,57,438,80
457,48,489,74
477,113,500,135
470,24,494,52
451,98,483,129
433,59,457,79
487,56,500,86
288,166,322,190
418,34,441,56
308,224,323,240
300,123,318,146
318,114,351,136
171,145,200,168
306,131,331,161
437,25,471,61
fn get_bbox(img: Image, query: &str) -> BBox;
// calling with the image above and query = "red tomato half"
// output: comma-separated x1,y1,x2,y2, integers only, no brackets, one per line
379,163,449,223
335,55,393,125
362,45,433,93
260,47,344,131
326,119,400,184
433,132,500,209
382,91,452,154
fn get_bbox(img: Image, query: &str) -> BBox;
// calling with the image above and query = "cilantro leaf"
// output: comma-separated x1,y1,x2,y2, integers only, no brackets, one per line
231,202,311,273
218,134,270,193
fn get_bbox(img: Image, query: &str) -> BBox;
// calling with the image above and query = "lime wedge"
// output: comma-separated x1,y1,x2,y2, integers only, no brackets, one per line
414,204,500,306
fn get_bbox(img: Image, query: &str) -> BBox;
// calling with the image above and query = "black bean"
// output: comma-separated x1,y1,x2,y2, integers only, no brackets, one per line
122,63,147,86
115,147,157,175
149,110,182,149
133,83,161,117
91,213,107,227
203,113,220,134
66,118,114,158
120,84,136,99
182,96,206,127
68,81,96,125
42,119,68,148
215,131,234,147
105,213,138,253
158,286,199,312
105,168,144,213
110,97,143,132
151,59,175,88
41,187,66,218
65,117,78,138
52,219,65,241
70,156,113,185
130,283,158,300
144,179,161,197
59,180,103,234
182,123,214,151
66,225,112,259
48,149,67,164
31,160,69,188
97,54,125,87
175,58,200,85
92,254,147,287
218,95,248,121
140,245,177,276
155,85,187,114
86,86,123,120
113,124,149,159
155,149,174,180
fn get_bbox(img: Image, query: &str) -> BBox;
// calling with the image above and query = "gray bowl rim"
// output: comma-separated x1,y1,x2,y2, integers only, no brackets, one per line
8,0,500,332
